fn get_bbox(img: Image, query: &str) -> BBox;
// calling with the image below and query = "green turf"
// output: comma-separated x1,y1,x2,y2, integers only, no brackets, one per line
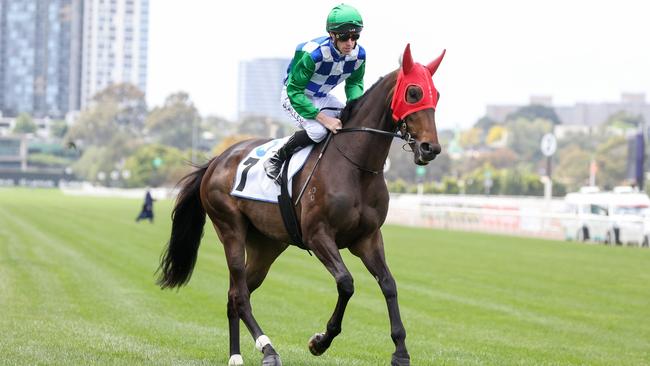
1,188,649,365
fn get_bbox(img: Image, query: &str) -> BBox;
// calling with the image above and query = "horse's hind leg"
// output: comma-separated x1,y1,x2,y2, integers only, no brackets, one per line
245,229,288,293
350,230,410,366
225,276,243,366
212,220,283,366
245,231,287,366
306,231,355,356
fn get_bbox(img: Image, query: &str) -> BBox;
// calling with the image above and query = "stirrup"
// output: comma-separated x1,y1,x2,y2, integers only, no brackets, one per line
265,170,282,183
263,154,283,181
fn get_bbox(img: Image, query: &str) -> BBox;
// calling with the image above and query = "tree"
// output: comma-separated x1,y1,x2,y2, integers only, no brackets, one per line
557,130,602,152
505,117,553,162
463,164,500,195
64,83,146,182
485,125,507,147
477,148,518,170
459,127,482,149
498,168,544,196
554,144,591,191
50,119,68,138
70,133,139,183
124,143,191,187
212,134,256,156
237,115,288,138
13,113,36,134
66,83,147,146
384,139,452,184
604,111,643,130
203,115,236,149
595,136,628,190
474,115,498,131
71,146,117,183
145,92,201,149
90,83,147,133
506,104,561,125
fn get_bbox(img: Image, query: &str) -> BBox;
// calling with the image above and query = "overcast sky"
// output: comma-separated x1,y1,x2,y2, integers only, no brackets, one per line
147,0,650,129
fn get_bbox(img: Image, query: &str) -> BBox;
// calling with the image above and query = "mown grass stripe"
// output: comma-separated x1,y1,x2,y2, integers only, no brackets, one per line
1,188,649,365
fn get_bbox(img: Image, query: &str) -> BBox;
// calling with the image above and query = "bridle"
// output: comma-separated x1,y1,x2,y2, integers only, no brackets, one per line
331,119,416,174
294,124,410,204
294,106,426,205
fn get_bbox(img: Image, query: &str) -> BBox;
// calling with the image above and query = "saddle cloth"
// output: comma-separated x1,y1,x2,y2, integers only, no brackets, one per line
230,137,314,203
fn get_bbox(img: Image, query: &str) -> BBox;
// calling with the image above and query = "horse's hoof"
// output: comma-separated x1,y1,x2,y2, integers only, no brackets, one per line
261,353,282,366
308,332,327,356
391,353,411,366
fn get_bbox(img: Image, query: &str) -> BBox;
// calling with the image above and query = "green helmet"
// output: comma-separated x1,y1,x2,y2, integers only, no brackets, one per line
326,4,363,33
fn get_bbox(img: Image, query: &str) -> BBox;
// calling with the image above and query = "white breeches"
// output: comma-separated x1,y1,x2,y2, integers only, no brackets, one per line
281,86,344,143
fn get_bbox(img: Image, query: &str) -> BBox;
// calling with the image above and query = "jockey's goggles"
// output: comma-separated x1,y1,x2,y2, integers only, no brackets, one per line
334,32,360,42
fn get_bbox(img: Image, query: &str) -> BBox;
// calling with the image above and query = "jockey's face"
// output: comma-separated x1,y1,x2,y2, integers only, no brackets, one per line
330,32,358,55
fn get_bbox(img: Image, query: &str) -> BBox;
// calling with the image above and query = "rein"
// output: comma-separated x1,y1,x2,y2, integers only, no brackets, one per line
332,123,415,174
295,123,412,205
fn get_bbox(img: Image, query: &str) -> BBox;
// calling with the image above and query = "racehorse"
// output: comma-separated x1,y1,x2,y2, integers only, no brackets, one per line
157,44,445,366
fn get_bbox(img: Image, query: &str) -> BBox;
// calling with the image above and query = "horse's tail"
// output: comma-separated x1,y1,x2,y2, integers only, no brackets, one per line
157,160,211,289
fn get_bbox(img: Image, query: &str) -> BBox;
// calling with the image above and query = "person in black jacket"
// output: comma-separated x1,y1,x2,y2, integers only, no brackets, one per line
136,189,155,223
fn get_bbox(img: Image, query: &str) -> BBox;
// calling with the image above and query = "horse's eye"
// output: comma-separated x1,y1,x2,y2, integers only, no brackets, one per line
406,85,423,104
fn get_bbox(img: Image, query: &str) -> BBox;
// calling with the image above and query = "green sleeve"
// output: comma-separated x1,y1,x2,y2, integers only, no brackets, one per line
286,51,320,120
345,60,365,101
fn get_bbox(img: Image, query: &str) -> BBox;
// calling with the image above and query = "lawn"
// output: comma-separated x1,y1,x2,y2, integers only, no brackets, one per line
1,188,649,365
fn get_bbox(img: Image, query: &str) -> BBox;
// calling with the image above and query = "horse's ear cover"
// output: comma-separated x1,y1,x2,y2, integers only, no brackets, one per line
391,44,445,122
402,44,414,74
426,49,446,76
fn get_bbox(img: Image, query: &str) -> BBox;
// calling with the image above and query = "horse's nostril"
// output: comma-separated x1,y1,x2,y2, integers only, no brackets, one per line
420,143,441,156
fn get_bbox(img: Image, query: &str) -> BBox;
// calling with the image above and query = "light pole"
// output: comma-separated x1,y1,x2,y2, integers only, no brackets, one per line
540,133,557,200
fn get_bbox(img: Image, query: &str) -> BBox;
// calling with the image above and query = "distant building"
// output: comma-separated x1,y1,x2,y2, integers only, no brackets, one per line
0,0,84,118
0,136,27,170
81,0,149,108
238,58,292,123
486,93,650,127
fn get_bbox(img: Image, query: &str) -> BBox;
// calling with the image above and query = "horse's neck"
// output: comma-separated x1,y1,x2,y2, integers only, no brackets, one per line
340,74,397,170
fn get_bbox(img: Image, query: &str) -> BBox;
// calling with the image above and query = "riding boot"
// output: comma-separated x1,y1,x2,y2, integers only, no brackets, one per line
264,130,314,183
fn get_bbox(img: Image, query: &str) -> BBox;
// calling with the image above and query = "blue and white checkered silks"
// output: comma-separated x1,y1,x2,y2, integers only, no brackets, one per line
286,36,366,98
281,37,365,142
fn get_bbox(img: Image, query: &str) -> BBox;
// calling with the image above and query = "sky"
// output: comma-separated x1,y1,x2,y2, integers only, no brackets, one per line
147,0,650,129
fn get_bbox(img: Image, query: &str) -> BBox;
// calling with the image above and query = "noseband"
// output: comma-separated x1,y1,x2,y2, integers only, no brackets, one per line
332,120,415,175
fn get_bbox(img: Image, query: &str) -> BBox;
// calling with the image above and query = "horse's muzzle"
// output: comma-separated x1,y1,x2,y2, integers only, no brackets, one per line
415,142,441,164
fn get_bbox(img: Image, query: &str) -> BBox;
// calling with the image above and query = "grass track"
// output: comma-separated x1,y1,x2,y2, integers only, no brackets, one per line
1,188,649,365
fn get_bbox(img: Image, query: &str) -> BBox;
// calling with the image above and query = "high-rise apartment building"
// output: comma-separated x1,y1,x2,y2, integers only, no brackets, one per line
0,0,148,118
0,0,83,118
81,0,148,108
238,58,292,123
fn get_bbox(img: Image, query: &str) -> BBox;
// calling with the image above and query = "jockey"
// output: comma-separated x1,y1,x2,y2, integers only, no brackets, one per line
264,3,366,182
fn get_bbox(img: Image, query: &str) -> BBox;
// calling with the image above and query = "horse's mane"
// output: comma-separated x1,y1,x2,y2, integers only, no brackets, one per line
340,76,388,124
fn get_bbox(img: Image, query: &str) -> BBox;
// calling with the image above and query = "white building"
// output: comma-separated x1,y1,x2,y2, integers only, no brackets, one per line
238,58,292,123
486,93,650,127
81,0,149,107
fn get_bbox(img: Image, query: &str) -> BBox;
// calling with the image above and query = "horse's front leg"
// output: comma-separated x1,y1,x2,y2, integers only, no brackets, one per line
306,230,355,356
350,230,410,366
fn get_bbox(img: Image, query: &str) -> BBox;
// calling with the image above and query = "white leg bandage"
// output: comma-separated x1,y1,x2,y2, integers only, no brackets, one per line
255,335,272,352
228,354,243,366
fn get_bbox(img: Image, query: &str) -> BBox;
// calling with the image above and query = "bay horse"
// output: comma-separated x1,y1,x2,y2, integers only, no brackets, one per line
157,44,445,366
